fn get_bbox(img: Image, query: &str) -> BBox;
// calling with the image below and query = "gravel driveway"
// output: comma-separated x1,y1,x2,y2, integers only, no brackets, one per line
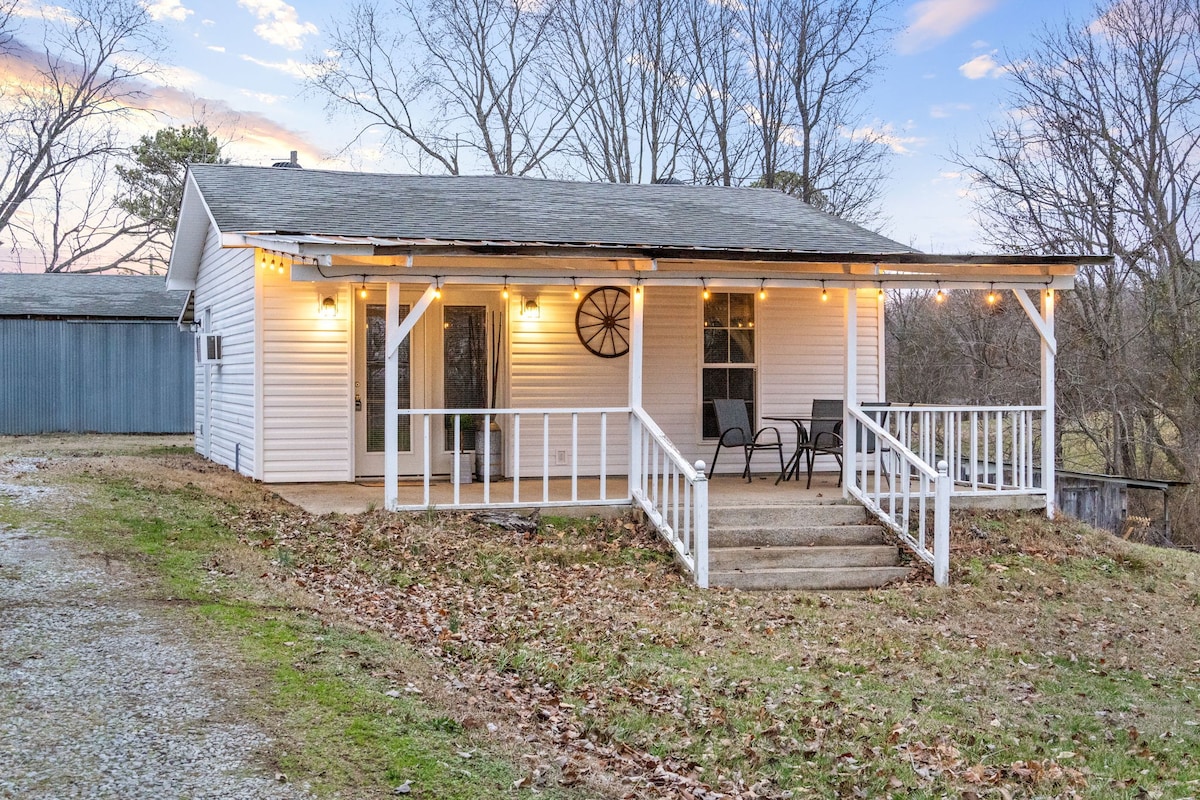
0,500,313,800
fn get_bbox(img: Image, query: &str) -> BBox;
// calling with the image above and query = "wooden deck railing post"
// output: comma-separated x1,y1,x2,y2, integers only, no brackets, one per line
693,459,709,589
934,459,951,587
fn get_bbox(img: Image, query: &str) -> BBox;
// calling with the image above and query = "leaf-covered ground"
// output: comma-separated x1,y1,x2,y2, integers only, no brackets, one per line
4,437,1200,799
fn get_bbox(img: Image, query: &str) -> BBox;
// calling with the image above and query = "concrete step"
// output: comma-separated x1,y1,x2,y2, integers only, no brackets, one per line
708,503,866,529
708,524,885,548
709,544,899,571
710,565,913,591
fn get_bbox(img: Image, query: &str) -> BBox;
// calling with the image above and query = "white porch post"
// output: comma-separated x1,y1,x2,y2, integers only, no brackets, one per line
1041,289,1056,518
628,285,645,498
384,282,400,510
843,287,858,495
1014,288,1058,519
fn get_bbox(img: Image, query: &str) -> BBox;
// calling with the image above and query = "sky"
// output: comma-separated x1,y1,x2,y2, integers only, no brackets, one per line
3,0,1099,264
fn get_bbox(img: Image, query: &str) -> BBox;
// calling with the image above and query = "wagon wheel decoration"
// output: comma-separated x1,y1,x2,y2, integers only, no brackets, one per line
575,287,631,358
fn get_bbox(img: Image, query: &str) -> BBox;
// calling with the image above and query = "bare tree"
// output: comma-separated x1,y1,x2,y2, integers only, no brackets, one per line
312,0,568,176
547,0,691,183
957,0,1200,537
0,0,158,256
739,0,794,189
783,0,893,221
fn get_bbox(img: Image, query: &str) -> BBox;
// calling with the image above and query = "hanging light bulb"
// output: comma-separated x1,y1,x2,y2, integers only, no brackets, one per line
758,279,767,301
702,279,710,301
501,279,509,300
877,284,885,301
634,280,642,296
359,277,368,300
433,278,442,300
986,283,997,305
821,281,828,302
935,283,945,303
572,279,580,301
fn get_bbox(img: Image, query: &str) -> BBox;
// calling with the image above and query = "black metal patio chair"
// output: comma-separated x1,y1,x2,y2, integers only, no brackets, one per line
805,399,844,489
709,399,785,483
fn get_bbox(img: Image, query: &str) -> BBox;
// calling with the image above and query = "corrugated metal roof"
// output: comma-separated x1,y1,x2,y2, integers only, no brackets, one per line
187,164,916,256
0,274,190,319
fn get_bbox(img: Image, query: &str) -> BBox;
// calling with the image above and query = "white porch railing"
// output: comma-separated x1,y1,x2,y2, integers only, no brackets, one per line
391,407,632,510
386,406,711,588
847,406,951,585
630,407,709,588
889,405,1046,495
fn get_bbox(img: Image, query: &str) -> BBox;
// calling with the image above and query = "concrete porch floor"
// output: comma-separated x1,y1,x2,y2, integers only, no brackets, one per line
271,471,850,515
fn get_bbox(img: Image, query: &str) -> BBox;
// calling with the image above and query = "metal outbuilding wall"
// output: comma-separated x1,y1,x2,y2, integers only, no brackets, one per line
0,318,194,434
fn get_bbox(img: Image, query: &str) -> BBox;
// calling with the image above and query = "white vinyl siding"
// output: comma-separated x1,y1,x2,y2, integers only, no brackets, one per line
192,228,256,475
508,287,628,476
260,277,353,482
642,286,882,476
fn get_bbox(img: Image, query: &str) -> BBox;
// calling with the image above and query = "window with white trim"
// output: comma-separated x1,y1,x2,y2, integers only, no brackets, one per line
702,292,756,439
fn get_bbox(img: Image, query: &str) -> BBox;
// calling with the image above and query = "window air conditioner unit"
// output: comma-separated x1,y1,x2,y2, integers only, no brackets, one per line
198,334,223,364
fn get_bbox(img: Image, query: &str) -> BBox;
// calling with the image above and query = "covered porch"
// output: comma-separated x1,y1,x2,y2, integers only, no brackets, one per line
261,240,1077,587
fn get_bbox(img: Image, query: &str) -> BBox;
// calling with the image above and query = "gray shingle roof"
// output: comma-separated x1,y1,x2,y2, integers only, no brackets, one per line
187,164,915,256
0,274,189,319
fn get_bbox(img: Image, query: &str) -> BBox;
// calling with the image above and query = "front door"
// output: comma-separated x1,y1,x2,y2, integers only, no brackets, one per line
354,290,496,478
354,291,426,477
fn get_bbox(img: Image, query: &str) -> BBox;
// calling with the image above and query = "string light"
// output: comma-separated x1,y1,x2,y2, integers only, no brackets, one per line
572,279,580,301
501,279,509,300
821,281,828,302
359,276,368,300
935,282,945,303
634,279,642,296
758,279,767,301
702,279,710,301
877,283,885,301
433,277,442,300
986,283,997,305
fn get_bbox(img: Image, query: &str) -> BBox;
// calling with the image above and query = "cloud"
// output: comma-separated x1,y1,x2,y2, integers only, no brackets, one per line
239,54,313,80
240,88,286,105
843,122,927,155
959,52,1008,79
11,3,76,22
206,45,225,53
897,0,998,55
929,102,971,118
237,0,318,51
142,0,192,22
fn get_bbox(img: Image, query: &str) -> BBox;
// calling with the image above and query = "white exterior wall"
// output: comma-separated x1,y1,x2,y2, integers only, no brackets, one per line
502,284,882,479
259,273,353,482
192,228,256,475
508,287,629,477
641,286,883,476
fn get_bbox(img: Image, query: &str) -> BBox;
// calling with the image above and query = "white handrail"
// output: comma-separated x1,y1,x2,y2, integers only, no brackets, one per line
847,406,951,586
631,407,709,588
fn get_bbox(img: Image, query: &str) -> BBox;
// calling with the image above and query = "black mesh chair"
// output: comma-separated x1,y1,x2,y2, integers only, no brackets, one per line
805,399,844,489
710,399,785,483
858,401,893,486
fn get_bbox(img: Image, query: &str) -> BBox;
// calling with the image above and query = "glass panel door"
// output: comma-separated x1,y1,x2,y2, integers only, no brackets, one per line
442,305,488,450
366,303,410,452
355,293,425,478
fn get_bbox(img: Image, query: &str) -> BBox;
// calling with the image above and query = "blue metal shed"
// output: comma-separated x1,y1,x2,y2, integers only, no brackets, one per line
0,274,194,434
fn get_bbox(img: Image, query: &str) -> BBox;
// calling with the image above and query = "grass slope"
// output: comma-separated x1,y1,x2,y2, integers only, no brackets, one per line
2,435,1198,799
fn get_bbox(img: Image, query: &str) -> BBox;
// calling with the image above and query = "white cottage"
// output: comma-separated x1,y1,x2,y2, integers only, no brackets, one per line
167,164,1098,588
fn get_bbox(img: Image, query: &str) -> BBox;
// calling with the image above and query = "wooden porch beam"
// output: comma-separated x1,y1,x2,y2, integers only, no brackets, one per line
1012,289,1058,355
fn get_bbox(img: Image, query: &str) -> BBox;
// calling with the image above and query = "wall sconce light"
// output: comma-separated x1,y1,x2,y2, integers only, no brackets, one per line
318,295,338,318
521,296,540,320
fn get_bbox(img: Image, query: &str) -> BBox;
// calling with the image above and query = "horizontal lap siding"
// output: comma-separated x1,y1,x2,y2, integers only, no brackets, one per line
194,230,255,475
261,277,352,482
509,288,628,476
758,288,881,473
640,287,882,476
642,286,701,462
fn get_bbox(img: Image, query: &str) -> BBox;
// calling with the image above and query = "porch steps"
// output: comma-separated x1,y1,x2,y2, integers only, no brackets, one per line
707,503,911,591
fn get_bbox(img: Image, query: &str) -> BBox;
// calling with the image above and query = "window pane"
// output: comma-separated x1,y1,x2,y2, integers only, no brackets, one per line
702,402,718,439
366,304,410,452
729,293,754,328
703,293,728,328
728,368,755,400
728,330,754,363
703,329,728,364
444,306,488,449
702,368,728,401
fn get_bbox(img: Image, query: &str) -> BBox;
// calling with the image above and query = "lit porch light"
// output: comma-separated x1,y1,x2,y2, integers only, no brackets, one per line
521,296,541,320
